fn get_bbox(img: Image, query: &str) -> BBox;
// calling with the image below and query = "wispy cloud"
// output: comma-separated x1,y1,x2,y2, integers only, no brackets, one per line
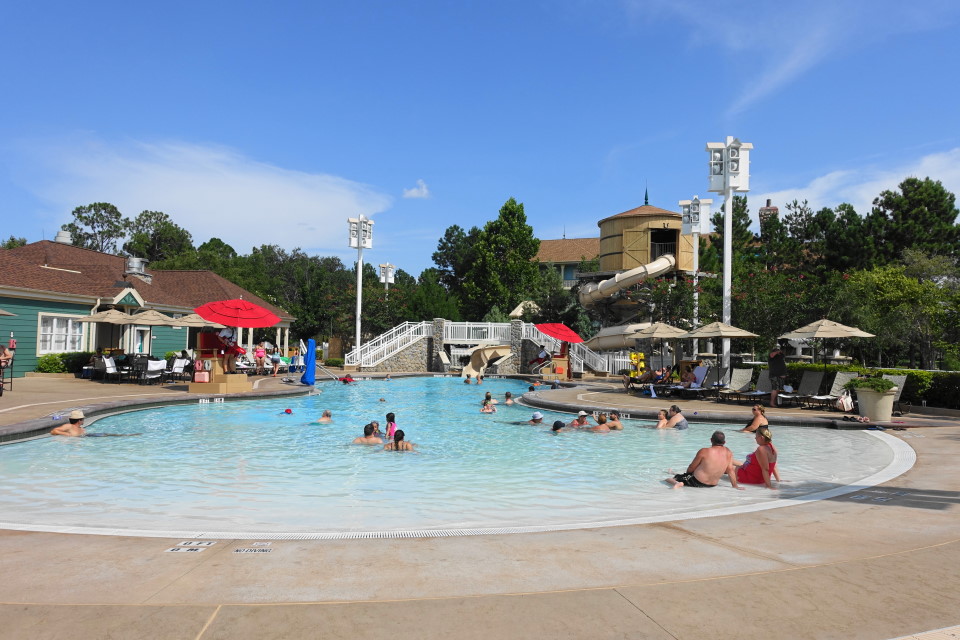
402,179,430,199
623,0,960,116
751,147,960,218
10,135,393,255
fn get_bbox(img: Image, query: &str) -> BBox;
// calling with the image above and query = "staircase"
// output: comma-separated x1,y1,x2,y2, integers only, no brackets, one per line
344,321,433,368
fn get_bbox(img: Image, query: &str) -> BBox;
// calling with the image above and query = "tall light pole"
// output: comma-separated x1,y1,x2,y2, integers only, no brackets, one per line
379,263,395,300
348,215,374,354
706,136,752,371
680,195,712,359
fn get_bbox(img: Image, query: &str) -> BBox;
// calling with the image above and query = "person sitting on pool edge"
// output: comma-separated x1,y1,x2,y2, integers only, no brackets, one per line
384,429,415,451
50,410,86,437
663,405,689,430
740,404,768,433
353,424,383,445
667,430,741,489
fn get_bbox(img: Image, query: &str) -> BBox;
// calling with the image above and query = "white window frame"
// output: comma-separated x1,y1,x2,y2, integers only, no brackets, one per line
37,313,87,355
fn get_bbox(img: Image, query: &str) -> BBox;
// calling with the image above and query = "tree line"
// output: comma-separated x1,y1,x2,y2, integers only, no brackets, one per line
3,176,957,368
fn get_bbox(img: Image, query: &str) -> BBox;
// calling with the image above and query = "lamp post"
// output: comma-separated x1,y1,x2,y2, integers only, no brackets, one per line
680,195,712,359
705,136,752,371
379,263,395,301
348,215,374,354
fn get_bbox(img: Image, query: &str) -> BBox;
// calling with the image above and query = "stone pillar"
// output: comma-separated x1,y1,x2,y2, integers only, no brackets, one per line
431,318,446,372
509,319,524,375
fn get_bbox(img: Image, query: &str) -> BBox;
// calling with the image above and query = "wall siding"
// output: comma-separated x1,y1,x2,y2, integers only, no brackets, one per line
0,296,92,378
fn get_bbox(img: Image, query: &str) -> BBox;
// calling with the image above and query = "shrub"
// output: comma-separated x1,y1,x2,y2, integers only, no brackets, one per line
62,351,94,374
35,353,68,373
843,377,896,393
165,351,179,360
324,358,344,368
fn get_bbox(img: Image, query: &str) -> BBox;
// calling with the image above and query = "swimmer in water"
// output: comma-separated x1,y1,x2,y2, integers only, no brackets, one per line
318,410,333,424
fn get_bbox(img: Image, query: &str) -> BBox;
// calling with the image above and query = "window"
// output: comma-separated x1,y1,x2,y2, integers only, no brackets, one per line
39,314,85,354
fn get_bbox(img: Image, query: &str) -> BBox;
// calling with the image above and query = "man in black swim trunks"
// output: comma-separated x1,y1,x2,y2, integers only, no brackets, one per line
666,431,742,489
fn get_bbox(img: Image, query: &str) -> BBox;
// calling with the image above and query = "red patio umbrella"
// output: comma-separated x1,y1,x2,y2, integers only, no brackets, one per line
194,298,281,328
535,323,584,343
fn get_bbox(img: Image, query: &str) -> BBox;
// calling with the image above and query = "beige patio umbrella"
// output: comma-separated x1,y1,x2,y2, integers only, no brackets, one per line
171,313,225,328
76,309,135,324
682,321,758,339
780,318,874,370
632,322,689,369
128,309,179,326
779,318,875,340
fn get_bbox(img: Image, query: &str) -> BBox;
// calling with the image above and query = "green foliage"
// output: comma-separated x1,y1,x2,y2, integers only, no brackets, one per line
62,351,94,373
482,305,510,323
870,177,960,265
843,377,896,392
925,372,960,409
35,353,67,373
1,235,27,249
123,210,194,262
62,202,129,254
324,358,344,368
460,198,541,319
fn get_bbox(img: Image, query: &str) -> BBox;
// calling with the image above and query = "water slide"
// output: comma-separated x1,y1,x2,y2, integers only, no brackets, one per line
461,345,511,379
578,254,676,307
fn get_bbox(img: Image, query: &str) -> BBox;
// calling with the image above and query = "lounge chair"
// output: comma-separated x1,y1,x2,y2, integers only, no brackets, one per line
882,374,910,415
736,370,773,404
698,366,728,400
778,370,825,407
670,365,711,399
717,368,753,402
805,371,858,409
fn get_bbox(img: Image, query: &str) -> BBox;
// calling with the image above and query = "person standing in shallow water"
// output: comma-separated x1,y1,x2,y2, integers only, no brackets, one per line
385,412,398,439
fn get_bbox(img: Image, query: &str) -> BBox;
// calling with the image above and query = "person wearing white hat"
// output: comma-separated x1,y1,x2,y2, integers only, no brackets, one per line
527,411,544,425
50,410,86,437
568,410,594,429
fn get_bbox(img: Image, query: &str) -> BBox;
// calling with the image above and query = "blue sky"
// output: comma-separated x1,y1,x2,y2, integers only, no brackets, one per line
2,0,959,277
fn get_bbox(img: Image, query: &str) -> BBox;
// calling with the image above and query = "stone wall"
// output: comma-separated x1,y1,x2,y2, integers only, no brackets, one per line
361,337,432,373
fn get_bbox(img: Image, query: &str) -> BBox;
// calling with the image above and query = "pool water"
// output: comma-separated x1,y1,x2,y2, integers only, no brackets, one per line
0,376,898,536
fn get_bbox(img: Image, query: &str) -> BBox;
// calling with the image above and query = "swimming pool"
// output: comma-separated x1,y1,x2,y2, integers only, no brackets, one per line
0,377,911,538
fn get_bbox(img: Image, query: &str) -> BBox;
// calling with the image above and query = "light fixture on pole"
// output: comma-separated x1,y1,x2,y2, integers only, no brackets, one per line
379,263,395,300
680,195,712,359
348,215,374,353
705,136,752,372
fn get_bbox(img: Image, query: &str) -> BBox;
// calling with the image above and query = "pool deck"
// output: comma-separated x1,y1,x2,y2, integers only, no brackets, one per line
0,375,958,640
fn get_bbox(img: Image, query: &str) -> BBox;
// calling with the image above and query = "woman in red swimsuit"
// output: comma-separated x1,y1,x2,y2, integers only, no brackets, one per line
734,427,780,489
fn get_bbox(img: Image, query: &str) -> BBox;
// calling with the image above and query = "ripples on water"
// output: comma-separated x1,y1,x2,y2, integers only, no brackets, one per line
0,377,894,532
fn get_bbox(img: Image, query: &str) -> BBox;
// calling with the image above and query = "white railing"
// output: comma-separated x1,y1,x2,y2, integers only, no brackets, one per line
522,323,607,374
443,322,511,344
345,321,434,367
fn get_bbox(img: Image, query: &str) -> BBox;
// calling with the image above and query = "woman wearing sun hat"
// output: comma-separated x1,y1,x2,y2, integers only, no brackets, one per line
528,412,544,425
734,426,780,489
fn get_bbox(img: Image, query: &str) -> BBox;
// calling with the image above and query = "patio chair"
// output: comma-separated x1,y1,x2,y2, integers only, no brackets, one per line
778,370,825,407
805,371,858,409
140,359,166,385
671,365,712,399
736,370,773,404
717,368,753,402
101,356,124,383
882,374,910,416
697,366,728,400
163,358,189,383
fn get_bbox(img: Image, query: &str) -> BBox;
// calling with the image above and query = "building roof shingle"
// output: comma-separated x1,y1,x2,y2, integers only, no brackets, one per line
535,238,600,265
0,241,293,321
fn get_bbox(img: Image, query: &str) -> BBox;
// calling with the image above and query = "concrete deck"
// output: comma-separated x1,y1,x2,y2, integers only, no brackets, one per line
0,375,957,639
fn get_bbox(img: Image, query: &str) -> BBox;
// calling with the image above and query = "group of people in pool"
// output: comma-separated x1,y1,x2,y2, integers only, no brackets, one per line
350,412,415,451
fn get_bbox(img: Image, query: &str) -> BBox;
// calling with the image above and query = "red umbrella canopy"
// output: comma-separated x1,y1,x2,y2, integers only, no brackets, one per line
535,323,584,343
194,299,281,329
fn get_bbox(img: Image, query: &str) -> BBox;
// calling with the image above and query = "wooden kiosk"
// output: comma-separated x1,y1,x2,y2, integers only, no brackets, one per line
188,331,253,394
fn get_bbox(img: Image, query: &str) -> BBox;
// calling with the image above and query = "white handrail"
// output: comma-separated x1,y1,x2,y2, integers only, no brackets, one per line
345,321,433,367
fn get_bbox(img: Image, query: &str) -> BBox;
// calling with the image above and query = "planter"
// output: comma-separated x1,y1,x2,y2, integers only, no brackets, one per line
855,387,897,422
